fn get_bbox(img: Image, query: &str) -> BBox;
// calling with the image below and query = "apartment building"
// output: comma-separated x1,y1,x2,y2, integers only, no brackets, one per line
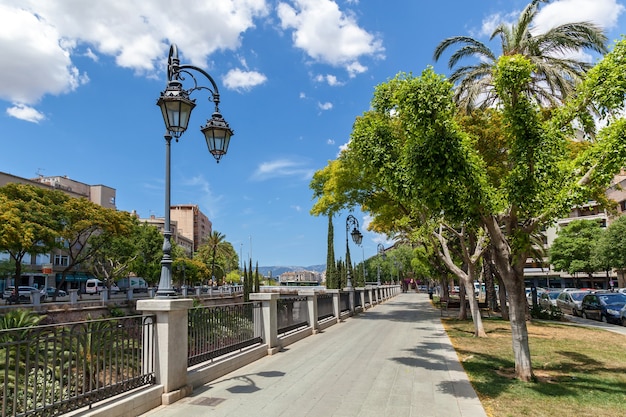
170,204,212,252
279,270,322,286
0,171,117,291
524,171,626,289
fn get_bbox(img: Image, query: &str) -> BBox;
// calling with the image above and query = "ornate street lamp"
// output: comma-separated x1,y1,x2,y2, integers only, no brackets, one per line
155,44,234,298
345,214,363,288
376,243,386,286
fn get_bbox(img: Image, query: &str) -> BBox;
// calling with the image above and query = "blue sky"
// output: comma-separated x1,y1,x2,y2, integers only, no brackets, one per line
1,0,625,267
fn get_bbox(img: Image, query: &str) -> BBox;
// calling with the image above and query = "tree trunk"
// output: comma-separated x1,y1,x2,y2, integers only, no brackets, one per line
497,275,509,320
484,215,533,381
459,283,467,320
462,276,486,337
503,273,534,381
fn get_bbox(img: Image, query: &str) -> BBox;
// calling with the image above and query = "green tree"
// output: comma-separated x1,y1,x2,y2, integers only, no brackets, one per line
196,231,233,284
549,219,604,280
88,216,142,289
254,261,260,293
56,198,134,291
130,222,163,284
326,215,337,289
596,216,626,277
310,39,626,381
0,183,67,290
433,0,608,113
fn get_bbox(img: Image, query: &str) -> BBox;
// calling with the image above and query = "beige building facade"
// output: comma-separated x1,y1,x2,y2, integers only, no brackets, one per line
170,204,212,252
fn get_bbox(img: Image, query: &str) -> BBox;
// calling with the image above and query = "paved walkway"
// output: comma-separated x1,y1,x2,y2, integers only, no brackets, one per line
140,292,487,417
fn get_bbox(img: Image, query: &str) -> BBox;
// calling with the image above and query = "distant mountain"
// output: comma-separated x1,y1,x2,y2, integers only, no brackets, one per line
258,265,326,277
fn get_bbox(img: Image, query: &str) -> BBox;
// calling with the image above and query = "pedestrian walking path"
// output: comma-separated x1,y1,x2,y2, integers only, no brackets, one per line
140,293,487,417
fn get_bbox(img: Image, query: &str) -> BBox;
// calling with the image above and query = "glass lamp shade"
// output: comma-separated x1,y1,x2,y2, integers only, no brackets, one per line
351,228,363,245
201,112,234,162
157,80,196,138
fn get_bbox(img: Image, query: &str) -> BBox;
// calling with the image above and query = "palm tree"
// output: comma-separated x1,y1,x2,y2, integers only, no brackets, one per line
202,231,227,284
433,0,608,112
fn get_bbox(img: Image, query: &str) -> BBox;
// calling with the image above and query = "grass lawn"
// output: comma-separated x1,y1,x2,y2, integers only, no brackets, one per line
443,318,626,417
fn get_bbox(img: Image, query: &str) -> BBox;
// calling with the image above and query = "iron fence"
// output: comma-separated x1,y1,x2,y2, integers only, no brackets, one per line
317,294,334,322
340,292,350,314
188,302,262,367
0,315,155,417
277,297,309,335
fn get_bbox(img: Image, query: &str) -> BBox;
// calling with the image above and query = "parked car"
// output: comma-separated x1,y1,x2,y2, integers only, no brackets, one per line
621,304,626,326
3,286,46,303
109,283,121,294
526,287,546,305
556,290,590,316
580,292,626,324
538,290,562,309
43,287,68,298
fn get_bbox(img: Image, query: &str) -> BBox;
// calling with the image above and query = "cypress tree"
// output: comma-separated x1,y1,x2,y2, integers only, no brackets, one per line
326,214,337,289
243,264,249,302
254,261,260,293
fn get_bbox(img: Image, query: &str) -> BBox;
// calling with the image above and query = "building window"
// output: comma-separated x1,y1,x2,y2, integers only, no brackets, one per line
54,255,69,267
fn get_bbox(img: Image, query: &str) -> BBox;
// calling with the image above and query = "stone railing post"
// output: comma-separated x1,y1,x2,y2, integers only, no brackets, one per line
298,290,319,334
31,290,41,310
69,289,79,305
195,287,201,297
250,293,280,355
326,289,340,323
100,289,109,303
136,298,193,404
358,288,366,310
127,288,134,300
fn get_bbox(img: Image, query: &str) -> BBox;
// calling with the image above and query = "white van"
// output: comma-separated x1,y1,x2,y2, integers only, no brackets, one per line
85,279,106,294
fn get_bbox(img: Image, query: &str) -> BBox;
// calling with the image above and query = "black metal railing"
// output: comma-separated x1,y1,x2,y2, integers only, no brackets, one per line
188,302,262,367
277,297,309,335
317,294,334,321
340,292,350,314
0,315,155,417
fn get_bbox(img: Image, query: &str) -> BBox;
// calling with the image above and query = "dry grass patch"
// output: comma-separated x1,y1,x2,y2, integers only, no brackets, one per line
443,318,626,417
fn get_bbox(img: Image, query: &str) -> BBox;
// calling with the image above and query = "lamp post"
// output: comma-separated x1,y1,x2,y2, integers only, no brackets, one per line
345,214,363,288
155,44,234,298
376,243,385,286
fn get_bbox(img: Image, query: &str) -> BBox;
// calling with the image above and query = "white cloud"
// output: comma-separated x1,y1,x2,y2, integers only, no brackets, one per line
299,92,307,99
478,0,624,39
277,0,384,74
533,0,624,33
251,159,314,181
291,205,302,211
180,174,222,219
223,68,268,91
327,138,335,145
6,104,45,123
476,12,518,38
337,141,349,157
315,73,344,86
0,0,269,115
0,3,88,107
318,101,333,111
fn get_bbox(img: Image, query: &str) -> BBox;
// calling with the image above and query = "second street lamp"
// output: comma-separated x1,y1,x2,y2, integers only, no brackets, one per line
345,214,363,288
155,44,234,298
